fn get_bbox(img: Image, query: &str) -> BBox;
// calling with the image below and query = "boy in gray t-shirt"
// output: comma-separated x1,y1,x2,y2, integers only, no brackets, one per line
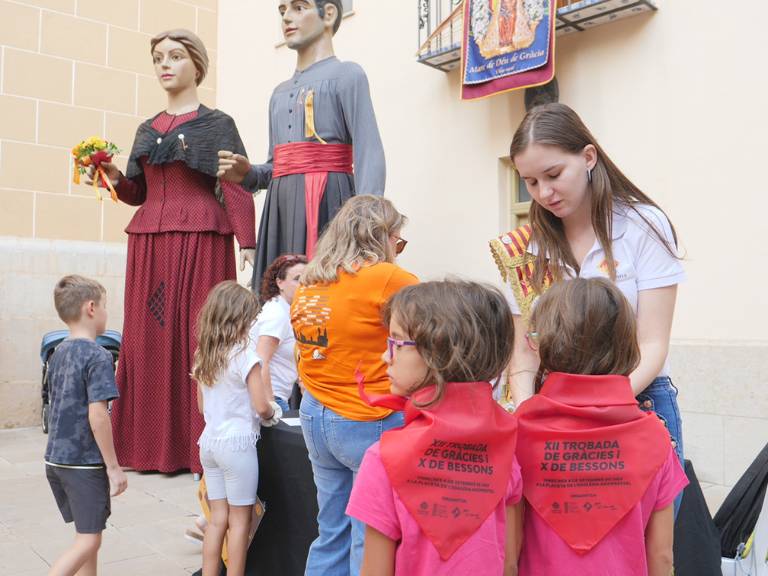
44,275,127,576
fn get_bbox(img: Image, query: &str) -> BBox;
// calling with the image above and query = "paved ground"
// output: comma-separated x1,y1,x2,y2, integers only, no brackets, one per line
0,426,732,575
0,427,203,575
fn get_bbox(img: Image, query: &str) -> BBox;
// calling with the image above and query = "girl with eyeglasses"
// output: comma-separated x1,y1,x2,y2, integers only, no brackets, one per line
348,280,523,576
290,195,418,575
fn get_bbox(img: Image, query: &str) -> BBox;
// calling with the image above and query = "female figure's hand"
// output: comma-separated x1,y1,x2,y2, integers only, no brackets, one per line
86,162,121,187
240,248,256,271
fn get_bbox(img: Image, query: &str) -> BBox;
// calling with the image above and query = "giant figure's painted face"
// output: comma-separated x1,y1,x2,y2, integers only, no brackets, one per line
152,38,198,93
278,0,327,51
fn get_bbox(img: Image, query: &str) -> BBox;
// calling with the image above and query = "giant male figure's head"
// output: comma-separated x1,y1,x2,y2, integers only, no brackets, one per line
279,0,343,51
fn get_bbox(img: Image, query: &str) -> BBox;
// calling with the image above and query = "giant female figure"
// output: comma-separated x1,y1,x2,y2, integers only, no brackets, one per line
96,30,255,473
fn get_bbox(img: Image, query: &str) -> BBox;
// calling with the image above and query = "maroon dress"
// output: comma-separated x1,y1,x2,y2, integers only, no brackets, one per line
112,111,255,473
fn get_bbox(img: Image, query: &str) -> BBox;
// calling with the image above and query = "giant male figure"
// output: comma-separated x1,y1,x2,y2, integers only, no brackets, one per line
219,0,385,289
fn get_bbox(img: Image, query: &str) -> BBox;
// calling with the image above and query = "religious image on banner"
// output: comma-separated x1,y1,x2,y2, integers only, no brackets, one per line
461,0,556,100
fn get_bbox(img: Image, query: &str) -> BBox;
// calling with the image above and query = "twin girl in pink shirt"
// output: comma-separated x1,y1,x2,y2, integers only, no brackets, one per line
347,278,687,576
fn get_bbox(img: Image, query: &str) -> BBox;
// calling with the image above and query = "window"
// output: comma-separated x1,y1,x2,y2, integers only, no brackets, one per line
342,0,354,13
500,157,531,229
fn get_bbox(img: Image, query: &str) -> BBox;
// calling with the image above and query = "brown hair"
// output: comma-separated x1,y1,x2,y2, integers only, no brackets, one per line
192,281,260,387
383,280,515,407
260,254,308,303
302,195,406,285
150,29,209,86
530,278,640,391
53,275,106,323
510,103,679,292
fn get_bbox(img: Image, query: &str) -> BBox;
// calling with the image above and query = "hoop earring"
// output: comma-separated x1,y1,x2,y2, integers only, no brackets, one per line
587,168,593,183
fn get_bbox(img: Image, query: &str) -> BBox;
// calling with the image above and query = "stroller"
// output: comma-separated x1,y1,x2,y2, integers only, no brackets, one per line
39,329,122,433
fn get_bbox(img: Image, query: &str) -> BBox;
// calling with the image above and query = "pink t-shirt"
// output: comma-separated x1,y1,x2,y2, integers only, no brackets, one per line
347,441,523,576
519,449,688,576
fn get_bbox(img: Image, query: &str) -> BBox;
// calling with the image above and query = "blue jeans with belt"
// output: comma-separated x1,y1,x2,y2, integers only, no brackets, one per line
300,390,404,576
636,376,684,514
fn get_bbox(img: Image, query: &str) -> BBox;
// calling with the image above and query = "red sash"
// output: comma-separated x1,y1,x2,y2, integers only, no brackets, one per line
358,375,518,560
272,142,353,258
514,372,671,553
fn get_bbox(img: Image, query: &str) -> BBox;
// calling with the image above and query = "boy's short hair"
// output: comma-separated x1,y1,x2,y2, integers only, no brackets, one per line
54,275,106,323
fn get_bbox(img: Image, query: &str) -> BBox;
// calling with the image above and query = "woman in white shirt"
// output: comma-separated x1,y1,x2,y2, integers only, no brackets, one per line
490,103,685,472
253,254,308,413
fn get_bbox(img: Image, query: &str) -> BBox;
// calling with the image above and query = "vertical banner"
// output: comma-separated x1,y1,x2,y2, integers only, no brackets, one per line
461,0,556,100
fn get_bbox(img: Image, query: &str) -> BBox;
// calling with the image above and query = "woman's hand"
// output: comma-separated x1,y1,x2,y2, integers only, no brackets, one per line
86,162,121,187
240,248,256,271
217,150,250,184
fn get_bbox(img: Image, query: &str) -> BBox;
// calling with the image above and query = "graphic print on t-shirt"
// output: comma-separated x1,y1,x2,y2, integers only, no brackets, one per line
291,290,331,353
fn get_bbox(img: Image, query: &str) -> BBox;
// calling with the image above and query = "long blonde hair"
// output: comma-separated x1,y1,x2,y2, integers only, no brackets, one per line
510,103,679,292
192,281,260,387
302,195,406,285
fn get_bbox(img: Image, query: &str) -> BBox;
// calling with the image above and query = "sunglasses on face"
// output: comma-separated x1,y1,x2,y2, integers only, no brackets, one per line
386,337,416,358
394,237,408,255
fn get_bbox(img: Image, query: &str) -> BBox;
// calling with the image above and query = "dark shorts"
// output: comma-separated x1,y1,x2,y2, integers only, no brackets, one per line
46,464,111,534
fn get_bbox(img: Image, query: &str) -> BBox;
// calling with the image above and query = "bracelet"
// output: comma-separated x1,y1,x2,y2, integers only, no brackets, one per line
266,410,276,421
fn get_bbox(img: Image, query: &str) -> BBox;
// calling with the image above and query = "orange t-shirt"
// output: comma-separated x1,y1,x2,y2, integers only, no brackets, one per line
290,262,418,421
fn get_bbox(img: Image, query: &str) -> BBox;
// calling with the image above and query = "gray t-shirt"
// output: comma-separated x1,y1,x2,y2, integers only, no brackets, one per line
44,339,119,465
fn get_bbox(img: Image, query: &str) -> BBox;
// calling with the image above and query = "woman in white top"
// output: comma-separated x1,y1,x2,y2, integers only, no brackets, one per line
253,254,308,413
490,103,685,470
192,281,281,576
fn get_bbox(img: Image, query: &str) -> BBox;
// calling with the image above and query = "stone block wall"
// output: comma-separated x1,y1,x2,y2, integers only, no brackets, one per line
0,0,218,243
0,236,127,428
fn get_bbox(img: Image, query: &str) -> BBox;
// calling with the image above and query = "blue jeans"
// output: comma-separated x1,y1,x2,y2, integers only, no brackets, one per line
636,376,684,514
300,390,404,576
275,396,290,414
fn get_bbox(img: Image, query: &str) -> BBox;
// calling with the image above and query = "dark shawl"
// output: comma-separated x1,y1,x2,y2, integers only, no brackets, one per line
126,105,248,202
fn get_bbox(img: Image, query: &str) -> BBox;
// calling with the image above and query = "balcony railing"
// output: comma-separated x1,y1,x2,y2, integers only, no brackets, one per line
418,0,658,72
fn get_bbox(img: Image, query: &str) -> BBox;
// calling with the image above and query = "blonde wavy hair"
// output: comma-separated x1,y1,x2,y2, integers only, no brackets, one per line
302,195,407,285
192,281,260,387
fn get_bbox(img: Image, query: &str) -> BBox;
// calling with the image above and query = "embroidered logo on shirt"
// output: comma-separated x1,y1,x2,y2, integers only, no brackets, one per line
599,259,633,282
598,259,619,277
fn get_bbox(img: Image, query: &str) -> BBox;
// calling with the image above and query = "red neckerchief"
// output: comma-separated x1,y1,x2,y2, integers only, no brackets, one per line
358,374,517,560
514,372,671,554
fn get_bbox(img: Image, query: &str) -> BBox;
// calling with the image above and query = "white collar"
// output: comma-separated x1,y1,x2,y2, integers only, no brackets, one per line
526,204,630,257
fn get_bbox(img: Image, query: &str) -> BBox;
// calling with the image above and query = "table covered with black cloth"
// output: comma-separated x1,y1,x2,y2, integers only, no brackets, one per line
246,411,318,575
193,410,319,576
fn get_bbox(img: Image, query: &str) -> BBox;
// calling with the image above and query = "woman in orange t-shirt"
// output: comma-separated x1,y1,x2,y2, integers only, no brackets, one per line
291,195,418,575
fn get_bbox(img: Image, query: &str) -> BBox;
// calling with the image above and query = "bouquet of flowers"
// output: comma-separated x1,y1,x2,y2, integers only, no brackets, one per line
72,136,120,202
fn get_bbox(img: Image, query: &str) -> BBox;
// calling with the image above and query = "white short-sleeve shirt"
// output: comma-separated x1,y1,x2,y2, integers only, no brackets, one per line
249,297,298,402
199,341,262,451
505,203,685,375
